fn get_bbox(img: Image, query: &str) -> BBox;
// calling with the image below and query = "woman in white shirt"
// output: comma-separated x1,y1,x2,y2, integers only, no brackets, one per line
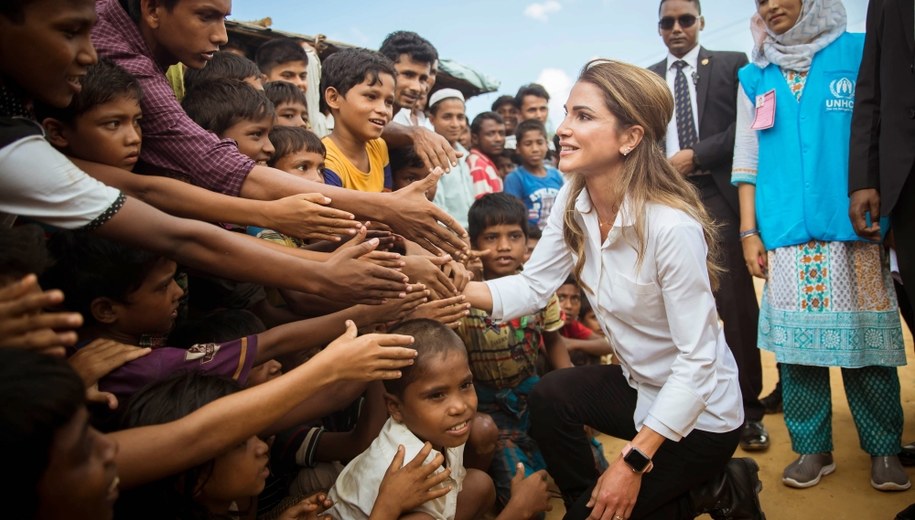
463,59,763,520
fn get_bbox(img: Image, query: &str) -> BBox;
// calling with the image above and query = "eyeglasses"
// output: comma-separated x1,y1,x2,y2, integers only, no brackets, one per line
658,14,698,30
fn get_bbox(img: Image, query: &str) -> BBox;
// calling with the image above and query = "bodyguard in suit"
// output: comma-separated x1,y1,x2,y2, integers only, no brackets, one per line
649,0,769,451
849,0,915,316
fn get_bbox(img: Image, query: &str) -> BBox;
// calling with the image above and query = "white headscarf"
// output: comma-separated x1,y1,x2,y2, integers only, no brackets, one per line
750,0,847,72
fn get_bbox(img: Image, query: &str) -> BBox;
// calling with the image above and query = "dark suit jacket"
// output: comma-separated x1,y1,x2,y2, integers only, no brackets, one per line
848,0,915,216
649,47,749,215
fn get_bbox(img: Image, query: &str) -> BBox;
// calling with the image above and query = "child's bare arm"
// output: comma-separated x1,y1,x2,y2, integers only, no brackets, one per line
109,321,416,489
368,443,451,520
495,464,553,520
73,158,362,240
544,330,574,370
564,336,614,357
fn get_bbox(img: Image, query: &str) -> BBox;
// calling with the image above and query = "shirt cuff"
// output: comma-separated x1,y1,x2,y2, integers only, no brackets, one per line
644,382,708,441
486,279,506,321
731,170,757,186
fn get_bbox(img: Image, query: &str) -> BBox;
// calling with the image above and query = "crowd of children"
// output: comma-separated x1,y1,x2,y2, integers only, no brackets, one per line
1,0,912,518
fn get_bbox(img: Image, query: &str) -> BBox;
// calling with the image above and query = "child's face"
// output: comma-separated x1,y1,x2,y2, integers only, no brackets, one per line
149,0,230,69
520,95,549,124
266,61,308,93
36,408,119,520
471,119,506,159
581,309,601,334
392,55,431,110
274,149,325,183
429,99,466,145
222,115,275,164
517,130,548,169
458,122,472,150
495,155,515,179
556,283,582,324
474,223,526,279
274,101,308,128
392,166,436,201
197,435,270,509
329,73,395,141
107,258,184,339
387,350,477,451
495,103,520,134
524,237,539,263
0,0,97,109
65,95,143,171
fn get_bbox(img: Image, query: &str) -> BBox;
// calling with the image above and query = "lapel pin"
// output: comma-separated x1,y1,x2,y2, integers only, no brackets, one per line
701,58,709,66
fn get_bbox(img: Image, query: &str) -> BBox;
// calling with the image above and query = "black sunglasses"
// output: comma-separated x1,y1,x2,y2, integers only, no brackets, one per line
658,14,698,30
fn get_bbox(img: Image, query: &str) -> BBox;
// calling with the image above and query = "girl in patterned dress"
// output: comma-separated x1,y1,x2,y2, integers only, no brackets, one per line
732,0,908,491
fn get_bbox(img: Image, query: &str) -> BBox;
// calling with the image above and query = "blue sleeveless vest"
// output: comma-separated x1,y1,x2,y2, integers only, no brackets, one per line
737,33,880,249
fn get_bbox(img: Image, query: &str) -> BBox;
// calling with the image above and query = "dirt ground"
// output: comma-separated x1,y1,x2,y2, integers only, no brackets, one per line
546,281,915,519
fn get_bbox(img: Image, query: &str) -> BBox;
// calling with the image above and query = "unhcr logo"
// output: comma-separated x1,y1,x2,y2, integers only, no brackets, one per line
826,77,855,112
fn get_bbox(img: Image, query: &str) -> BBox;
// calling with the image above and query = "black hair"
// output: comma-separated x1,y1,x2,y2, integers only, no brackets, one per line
378,31,438,66
266,126,325,168
514,83,550,106
659,0,701,15
120,0,180,23
515,118,548,142
0,225,51,282
319,48,396,113
41,231,160,327
389,145,425,176
182,78,274,136
491,95,518,112
184,51,261,93
0,349,84,519
35,58,142,126
167,309,266,348
116,372,243,520
382,319,466,398
527,224,543,241
0,0,34,22
255,38,309,74
264,80,308,109
470,111,504,136
468,193,528,244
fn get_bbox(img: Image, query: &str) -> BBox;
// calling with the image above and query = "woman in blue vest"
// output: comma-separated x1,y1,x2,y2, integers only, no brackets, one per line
732,0,907,492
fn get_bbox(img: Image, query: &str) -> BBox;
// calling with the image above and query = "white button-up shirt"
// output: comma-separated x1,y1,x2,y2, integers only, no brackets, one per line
487,184,743,441
327,417,465,519
664,45,701,156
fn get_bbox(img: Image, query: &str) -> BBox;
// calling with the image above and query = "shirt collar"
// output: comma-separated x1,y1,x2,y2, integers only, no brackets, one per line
574,187,636,228
667,45,701,71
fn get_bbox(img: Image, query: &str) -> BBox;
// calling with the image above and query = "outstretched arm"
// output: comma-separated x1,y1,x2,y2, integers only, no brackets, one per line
109,322,416,489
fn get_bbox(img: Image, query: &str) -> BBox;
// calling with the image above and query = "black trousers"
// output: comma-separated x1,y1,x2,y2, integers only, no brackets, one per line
892,168,915,326
529,365,740,520
694,177,764,422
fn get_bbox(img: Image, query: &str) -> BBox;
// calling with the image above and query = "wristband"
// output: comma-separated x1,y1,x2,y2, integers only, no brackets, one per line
739,228,759,240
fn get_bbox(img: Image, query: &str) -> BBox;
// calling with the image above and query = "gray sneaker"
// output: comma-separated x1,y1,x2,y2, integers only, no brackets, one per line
782,453,836,488
872,456,912,491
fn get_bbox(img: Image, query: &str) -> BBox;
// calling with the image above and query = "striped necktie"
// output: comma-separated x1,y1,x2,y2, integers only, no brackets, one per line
673,60,698,150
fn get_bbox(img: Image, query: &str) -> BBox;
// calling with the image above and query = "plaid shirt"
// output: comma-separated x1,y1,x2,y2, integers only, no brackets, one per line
91,0,254,195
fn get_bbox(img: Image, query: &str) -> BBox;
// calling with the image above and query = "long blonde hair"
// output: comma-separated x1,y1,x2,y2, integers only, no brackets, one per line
562,59,723,291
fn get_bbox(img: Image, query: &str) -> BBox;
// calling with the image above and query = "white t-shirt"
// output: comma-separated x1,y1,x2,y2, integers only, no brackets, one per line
0,135,123,229
327,417,466,520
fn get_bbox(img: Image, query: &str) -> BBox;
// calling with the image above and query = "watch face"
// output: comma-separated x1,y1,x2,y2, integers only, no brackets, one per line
624,447,651,472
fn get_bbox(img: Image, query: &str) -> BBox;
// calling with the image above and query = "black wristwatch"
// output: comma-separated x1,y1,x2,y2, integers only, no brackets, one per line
621,443,653,474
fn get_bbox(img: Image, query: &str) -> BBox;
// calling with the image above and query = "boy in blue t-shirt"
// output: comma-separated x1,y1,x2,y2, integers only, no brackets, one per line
502,119,564,230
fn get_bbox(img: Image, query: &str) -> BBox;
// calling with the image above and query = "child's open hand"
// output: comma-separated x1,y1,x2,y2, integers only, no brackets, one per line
276,491,334,520
320,228,410,305
67,338,151,409
0,274,83,356
320,320,416,381
404,295,471,329
402,254,457,299
263,193,364,242
501,463,552,519
369,443,451,520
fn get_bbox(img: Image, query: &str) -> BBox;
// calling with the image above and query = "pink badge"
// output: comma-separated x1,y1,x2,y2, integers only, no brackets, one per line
751,89,776,130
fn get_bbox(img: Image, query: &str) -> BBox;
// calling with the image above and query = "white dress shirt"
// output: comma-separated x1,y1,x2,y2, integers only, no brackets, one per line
393,107,435,131
486,184,743,441
327,417,466,519
664,45,702,157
